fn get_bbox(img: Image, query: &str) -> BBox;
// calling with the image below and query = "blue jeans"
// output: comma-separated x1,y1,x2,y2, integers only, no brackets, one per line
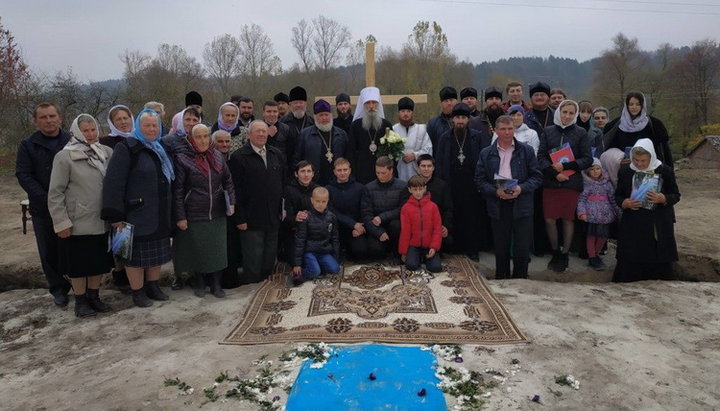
405,246,442,273
302,252,340,280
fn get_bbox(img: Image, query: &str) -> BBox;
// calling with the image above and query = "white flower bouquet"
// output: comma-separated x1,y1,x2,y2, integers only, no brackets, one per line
378,128,406,160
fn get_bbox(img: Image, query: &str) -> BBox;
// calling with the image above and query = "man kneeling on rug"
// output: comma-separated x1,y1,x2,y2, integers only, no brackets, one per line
399,175,443,272
292,187,341,286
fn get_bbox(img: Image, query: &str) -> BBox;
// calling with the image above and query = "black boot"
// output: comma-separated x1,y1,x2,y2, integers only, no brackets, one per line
74,294,97,318
145,280,169,301
209,272,225,298
171,272,185,290
547,250,561,272
112,268,131,294
132,287,153,307
193,273,206,297
557,253,569,272
86,288,112,313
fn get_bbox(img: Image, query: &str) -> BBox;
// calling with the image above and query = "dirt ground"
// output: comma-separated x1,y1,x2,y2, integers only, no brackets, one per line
1,168,719,409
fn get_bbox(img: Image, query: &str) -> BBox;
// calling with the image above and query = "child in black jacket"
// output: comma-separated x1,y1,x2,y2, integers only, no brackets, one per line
292,187,340,285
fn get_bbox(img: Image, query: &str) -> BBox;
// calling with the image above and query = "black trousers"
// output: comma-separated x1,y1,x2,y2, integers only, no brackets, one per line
339,227,370,261
490,201,532,279
240,228,279,284
366,219,401,259
32,214,70,297
222,219,243,289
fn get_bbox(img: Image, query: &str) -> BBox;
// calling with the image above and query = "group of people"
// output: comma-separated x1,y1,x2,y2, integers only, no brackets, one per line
15,81,680,317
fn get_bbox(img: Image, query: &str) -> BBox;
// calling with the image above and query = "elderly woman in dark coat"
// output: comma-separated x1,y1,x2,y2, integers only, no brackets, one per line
613,138,680,282
48,114,114,317
172,124,235,298
102,109,174,308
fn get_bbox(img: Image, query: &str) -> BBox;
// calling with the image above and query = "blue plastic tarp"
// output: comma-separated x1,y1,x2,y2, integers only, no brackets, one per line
286,344,445,411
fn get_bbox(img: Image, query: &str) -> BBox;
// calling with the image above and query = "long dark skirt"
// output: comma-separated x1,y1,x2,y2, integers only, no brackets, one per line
173,217,227,274
58,234,113,278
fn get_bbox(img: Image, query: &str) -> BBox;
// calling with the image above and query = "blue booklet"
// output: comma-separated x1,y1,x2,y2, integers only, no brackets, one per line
631,172,663,210
494,173,518,194
108,222,134,259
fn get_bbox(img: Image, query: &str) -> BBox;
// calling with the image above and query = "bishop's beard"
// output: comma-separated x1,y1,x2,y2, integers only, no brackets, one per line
316,121,332,133
362,109,382,131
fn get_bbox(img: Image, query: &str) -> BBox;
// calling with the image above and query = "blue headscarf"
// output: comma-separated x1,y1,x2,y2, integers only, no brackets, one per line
133,109,175,182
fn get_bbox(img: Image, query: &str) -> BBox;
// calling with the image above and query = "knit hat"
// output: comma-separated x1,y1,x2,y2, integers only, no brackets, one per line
484,86,503,101
185,91,202,107
452,102,471,117
335,93,350,104
398,97,415,111
528,82,551,97
313,99,331,114
439,86,458,101
289,86,307,102
274,92,289,103
460,87,478,99
507,104,526,116
230,95,243,103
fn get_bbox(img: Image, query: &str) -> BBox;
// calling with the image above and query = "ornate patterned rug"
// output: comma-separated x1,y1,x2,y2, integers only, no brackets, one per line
222,256,528,345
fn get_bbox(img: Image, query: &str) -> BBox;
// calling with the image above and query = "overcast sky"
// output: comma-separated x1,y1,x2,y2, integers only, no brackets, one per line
3,0,718,82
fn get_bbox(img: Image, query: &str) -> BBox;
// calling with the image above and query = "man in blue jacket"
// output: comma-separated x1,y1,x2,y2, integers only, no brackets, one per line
16,102,72,306
475,115,543,279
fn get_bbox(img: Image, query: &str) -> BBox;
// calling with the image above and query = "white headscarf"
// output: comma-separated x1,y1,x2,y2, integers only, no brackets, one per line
65,114,109,175
629,138,662,172
619,92,650,133
216,102,240,132
553,99,579,129
352,87,385,121
106,105,135,137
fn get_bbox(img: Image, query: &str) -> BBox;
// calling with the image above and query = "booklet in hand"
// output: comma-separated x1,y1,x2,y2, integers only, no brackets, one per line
108,222,134,260
494,173,518,195
630,172,663,210
223,189,233,216
550,143,576,176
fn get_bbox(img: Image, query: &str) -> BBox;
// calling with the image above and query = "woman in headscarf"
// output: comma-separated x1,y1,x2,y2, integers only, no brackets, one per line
538,99,593,273
98,105,135,293
613,138,680,282
48,114,114,317
211,102,241,137
161,107,201,157
600,92,673,185
102,109,174,308
172,124,235,298
99,105,134,149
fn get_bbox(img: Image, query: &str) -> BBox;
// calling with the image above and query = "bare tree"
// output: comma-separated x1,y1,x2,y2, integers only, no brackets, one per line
676,39,720,126
291,19,315,73
311,15,351,73
203,34,242,96
238,24,281,83
0,17,35,150
591,33,649,108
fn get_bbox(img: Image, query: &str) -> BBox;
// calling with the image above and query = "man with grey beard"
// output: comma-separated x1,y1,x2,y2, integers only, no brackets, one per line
348,87,392,184
294,99,349,185
280,86,315,170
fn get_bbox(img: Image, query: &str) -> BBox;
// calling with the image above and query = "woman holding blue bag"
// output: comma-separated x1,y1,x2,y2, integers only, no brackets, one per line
102,109,174,307
613,138,680,282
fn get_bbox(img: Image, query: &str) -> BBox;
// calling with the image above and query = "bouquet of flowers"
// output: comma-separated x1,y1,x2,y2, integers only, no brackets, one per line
378,128,407,160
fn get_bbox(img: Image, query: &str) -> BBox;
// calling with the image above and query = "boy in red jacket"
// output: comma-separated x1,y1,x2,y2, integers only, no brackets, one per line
399,176,443,272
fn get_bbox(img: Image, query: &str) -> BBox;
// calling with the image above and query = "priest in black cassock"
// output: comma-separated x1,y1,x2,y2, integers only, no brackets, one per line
435,103,491,260
333,93,353,135
348,87,392,184
280,86,315,170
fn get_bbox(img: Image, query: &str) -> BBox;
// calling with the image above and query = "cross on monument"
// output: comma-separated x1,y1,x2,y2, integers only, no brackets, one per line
315,41,428,106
